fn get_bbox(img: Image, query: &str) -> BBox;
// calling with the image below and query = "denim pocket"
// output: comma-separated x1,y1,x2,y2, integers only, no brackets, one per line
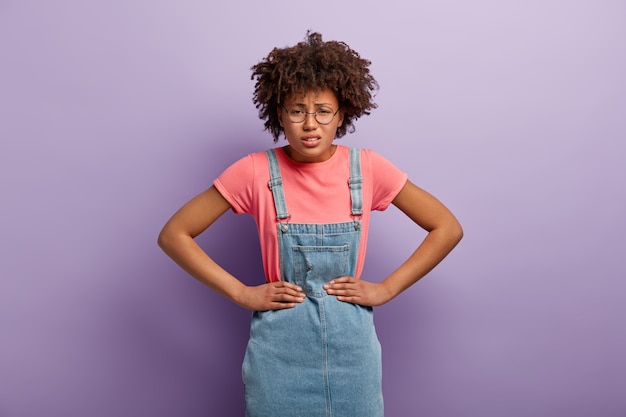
292,245,350,297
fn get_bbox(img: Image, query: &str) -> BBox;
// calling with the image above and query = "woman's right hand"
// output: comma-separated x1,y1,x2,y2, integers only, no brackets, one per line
236,282,306,311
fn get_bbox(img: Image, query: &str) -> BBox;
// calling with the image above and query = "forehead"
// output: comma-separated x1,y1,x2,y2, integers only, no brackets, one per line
284,88,338,106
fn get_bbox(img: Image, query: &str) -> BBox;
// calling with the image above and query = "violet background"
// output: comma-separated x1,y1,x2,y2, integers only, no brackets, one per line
1,1,625,416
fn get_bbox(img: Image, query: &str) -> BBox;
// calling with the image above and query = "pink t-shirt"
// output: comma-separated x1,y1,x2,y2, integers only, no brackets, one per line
214,145,407,282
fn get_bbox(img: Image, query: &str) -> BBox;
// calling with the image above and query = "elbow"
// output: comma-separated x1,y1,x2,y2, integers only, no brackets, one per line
454,223,464,244
157,226,175,252
158,221,196,254
450,219,464,246
434,216,463,247
157,230,167,251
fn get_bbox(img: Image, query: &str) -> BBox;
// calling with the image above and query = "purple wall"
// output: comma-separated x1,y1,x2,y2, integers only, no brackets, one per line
1,1,625,416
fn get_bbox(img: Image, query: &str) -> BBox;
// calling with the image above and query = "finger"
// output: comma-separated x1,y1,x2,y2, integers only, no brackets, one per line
327,276,355,285
272,290,305,303
326,287,360,299
274,281,303,293
325,282,356,292
274,287,305,299
269,291,307,308
270,301,298,310
278,295,305,303
336,295,362,304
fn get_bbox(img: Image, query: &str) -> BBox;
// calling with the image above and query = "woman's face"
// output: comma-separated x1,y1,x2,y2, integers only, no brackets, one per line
278,88,344,163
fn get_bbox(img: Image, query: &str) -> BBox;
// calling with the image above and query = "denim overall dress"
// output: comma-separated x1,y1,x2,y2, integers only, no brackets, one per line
242,148,384,417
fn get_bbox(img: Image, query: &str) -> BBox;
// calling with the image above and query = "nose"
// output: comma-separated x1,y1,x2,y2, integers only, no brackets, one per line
303,112,319,130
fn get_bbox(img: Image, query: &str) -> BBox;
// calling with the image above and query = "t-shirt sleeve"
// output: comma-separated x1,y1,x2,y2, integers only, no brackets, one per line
366,149,408,211
213,154,256,214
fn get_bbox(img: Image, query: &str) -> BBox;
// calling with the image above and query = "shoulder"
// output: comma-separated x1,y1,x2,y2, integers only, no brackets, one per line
330,146,404,176
353,147,403,173
352,147,408,209
218,150,270,177
214,150,272,193
213,150,273,213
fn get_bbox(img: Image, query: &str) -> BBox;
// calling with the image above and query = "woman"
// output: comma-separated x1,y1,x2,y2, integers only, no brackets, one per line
158,31,463,416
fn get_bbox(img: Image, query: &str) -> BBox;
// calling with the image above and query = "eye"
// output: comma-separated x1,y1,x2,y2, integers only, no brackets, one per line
317,108,333,115
288,108,304,116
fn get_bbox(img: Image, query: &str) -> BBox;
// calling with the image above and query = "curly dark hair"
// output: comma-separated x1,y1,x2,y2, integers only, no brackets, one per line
251,31,379,142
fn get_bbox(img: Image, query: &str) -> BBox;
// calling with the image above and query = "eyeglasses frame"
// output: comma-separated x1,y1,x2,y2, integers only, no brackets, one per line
281,105,341,125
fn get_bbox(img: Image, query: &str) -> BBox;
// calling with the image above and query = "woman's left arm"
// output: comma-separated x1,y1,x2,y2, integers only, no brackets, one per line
324,180,463,306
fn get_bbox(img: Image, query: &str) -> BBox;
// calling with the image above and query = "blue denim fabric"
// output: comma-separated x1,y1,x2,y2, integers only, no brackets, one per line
242,149,383,417
348,147,363,218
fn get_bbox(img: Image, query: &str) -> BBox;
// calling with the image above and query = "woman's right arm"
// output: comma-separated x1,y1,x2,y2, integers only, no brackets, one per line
157,186,304,310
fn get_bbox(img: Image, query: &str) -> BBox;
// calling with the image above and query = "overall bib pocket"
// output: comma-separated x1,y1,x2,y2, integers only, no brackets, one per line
292,245,350,297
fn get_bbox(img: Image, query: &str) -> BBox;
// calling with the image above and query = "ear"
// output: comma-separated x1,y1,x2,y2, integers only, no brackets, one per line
278,107,284,128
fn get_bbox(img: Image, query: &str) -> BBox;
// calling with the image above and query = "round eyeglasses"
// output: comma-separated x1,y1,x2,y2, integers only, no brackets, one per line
282,106,340,125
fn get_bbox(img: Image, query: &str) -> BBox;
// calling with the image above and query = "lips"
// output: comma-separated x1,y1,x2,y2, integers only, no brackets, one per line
300,136,321,148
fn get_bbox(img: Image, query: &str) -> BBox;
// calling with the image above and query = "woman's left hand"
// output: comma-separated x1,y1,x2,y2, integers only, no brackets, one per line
323,277,392,307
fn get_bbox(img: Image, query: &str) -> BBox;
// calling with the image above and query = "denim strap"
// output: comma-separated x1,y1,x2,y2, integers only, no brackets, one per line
265,149,290,221
265,148,363,221
348,148,363,217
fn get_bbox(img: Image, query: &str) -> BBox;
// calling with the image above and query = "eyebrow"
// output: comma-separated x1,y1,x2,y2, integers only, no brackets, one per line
289,102,334,107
